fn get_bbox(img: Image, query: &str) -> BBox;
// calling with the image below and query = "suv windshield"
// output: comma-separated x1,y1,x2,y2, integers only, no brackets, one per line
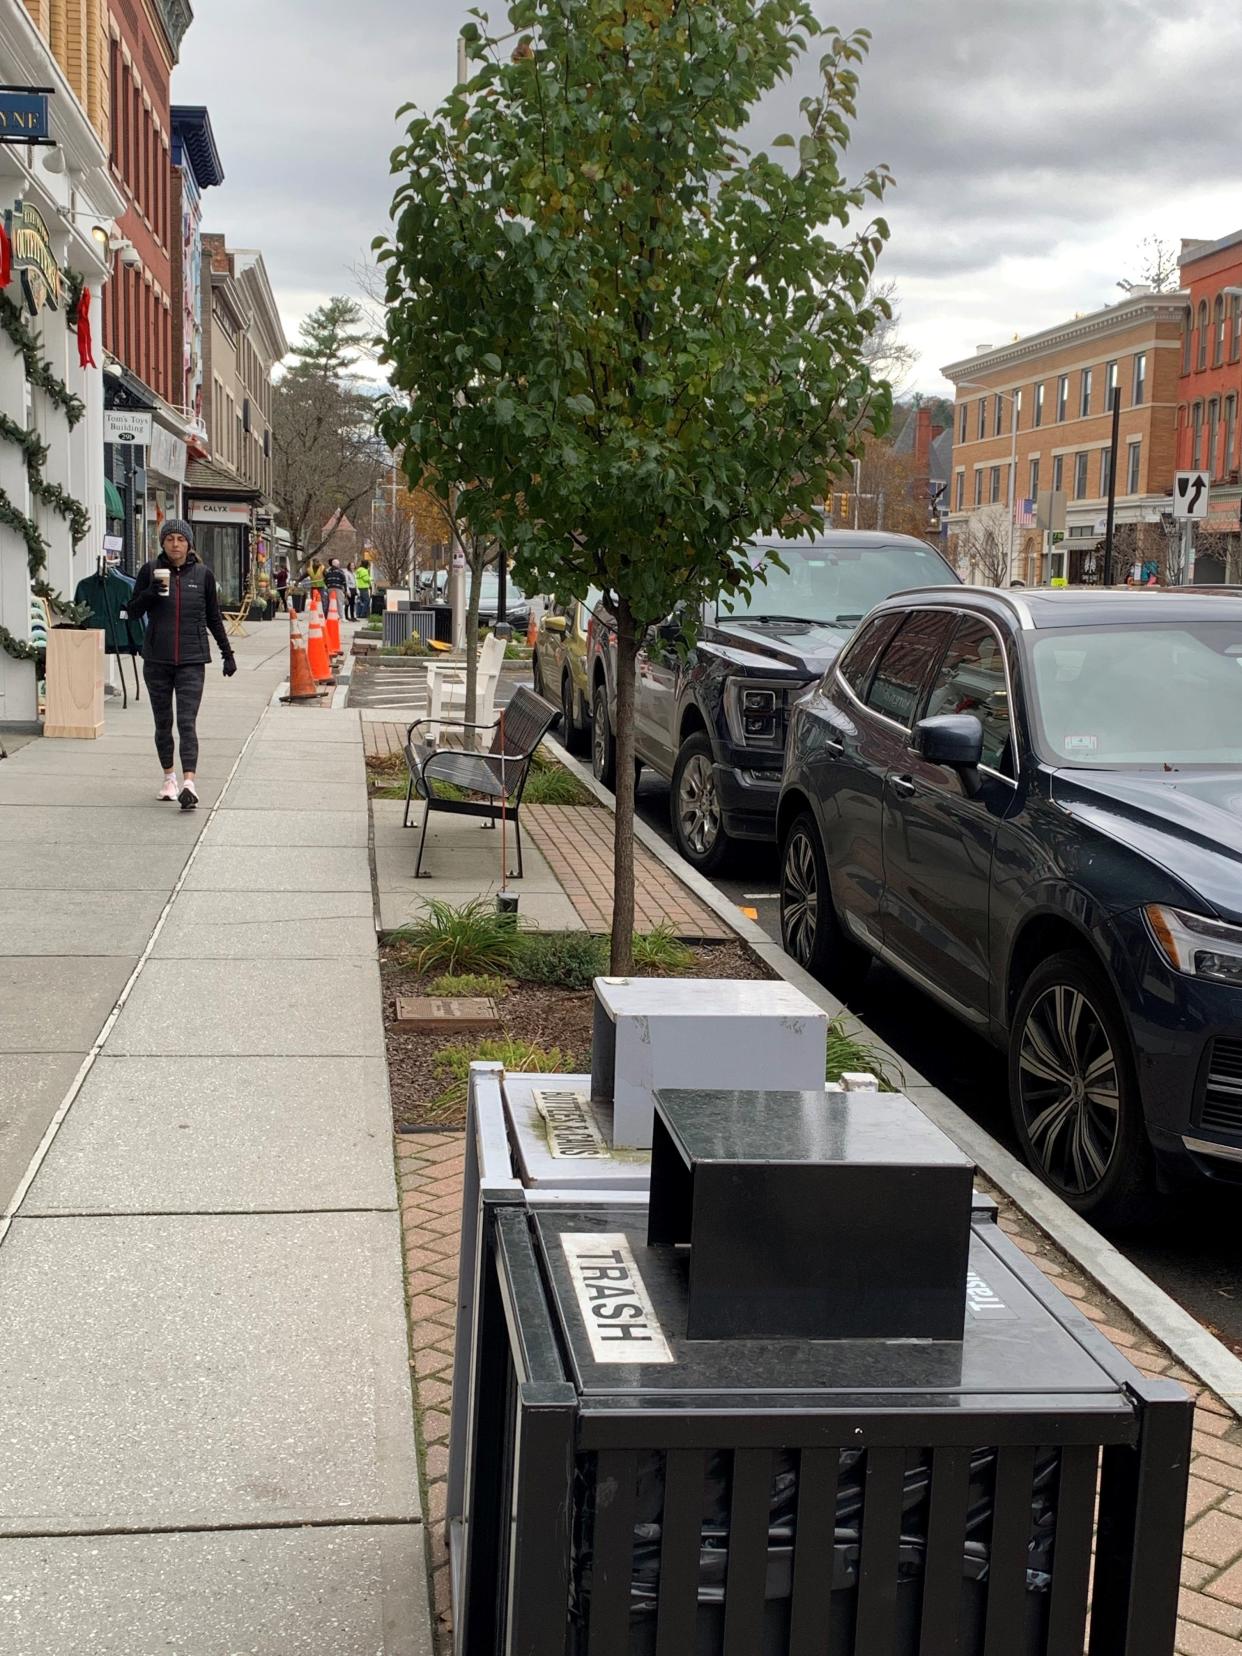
719,540,956,626
1028,622,1242,768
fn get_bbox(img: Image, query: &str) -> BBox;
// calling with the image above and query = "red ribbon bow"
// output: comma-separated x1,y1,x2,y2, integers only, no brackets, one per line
0,222,10,291
77,285,97,370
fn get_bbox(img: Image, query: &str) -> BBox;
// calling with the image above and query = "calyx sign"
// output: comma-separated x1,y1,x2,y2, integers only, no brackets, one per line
1174,470,1210,520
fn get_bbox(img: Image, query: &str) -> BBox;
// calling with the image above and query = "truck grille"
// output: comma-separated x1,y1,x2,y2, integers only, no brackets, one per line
1201,1038,1242,1134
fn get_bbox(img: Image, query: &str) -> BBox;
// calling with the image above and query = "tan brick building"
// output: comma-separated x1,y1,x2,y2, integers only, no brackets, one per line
943,293,1188,584
21,0,110,139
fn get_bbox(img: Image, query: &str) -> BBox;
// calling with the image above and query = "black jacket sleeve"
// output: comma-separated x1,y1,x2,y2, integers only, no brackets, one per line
203,569,234,660
126,562,155,620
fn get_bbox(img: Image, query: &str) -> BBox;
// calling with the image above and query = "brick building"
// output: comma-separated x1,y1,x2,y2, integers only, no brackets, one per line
169,102,222,450
944,293,1186,585
1176,230,1242,580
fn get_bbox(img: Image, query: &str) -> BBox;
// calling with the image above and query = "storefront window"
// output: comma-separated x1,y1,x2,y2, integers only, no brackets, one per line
193,523,245,605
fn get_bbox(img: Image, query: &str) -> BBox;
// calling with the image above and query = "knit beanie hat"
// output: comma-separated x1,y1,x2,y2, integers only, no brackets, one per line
159,517,195,550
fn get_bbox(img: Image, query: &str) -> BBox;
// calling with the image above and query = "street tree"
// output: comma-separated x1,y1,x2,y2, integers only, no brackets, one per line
369,502,417,588
1117,236,1180,296
841,440,930,539
377,0,893,971
952,504,1012,586
272,299,386,565
863,278,918,391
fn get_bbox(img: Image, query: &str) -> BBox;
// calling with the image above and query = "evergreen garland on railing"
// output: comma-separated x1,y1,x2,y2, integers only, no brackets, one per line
0,281,95,660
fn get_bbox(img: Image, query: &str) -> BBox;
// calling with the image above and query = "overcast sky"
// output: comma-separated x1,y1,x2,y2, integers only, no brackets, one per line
176,0,1242,395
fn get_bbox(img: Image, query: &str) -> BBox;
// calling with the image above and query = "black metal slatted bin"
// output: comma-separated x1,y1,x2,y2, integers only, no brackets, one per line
456,1202,1190,1656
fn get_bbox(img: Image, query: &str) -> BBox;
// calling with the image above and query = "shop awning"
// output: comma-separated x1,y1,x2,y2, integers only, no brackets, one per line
104,479,125,521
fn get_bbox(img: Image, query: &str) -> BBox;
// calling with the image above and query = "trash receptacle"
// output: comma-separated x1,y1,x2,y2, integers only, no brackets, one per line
453,1087,1192,1656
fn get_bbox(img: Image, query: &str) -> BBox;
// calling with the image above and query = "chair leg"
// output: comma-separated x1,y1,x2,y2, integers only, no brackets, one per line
416,799,434,877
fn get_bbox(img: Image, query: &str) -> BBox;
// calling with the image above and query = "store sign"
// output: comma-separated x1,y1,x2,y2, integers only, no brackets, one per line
148,424,187,483
10,202,62,315
105,410,154,446
0,92,50,144
189,500,252,523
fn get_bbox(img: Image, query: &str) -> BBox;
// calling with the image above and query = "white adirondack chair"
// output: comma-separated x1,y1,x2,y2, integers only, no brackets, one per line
426,630,506,746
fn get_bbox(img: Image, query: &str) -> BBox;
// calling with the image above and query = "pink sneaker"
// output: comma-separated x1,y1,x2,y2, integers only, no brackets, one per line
157,777,179,802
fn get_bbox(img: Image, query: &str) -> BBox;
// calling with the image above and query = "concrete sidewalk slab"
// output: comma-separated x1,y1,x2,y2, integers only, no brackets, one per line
0,844,190,892
234,758,366,789
224,778,364,812
182,845,372,893
152,891,376,960
0,957,134,1052
0,804,203,845
0,1211,419,1533
105,958,385,1054
201,808,367,846
0,1525,431,1656
21,1055,396,1215
0,1052,83,1216
0,889,167,956
0,775,226,808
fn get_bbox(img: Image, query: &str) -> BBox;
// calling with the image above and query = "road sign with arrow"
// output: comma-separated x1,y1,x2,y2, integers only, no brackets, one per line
1174,470,1210,519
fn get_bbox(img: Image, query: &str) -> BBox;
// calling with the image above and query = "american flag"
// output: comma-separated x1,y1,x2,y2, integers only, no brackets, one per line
1015,497,1037,528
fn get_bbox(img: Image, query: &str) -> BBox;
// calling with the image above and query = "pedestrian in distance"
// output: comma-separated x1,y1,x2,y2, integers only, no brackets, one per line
126,519,236,810
274,561,289,611
325,557,348,618
355,558,372,619
344,560,358,621
305,556,327,605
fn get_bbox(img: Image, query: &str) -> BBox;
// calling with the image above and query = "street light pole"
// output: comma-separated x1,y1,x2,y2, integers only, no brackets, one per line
1102,388,1121,586
1007,394,1018,581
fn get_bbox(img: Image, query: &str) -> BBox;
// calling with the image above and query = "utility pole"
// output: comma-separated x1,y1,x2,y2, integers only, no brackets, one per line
1102,388,1121,586
853,458,860,529
457,34,468,85
1007,393,1018,580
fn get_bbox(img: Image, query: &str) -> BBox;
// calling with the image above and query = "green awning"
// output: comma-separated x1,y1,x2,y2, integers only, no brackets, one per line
104,479,125,521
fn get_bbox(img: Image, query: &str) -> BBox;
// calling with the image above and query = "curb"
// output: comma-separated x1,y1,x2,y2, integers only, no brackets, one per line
549,735,1242,1414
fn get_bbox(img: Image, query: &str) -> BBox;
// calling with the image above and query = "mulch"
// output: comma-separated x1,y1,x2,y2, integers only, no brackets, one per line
381,939,773,1130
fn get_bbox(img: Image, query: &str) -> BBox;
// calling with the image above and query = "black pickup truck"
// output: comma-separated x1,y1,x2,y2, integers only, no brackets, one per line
586,531,959,871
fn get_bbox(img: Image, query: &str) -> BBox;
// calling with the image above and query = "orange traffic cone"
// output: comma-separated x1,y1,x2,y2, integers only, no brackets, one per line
307,604,333,683
308,587,321,614
325,591,342,658
282,606,322,702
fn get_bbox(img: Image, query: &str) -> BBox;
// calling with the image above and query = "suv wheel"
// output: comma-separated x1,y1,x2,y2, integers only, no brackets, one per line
562,674,588,756
671,733,732,872
1009,951,1154,1223
780,812,869,992
592,682,616,788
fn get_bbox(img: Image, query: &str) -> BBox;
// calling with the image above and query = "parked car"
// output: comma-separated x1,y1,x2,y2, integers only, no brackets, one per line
586,532,959,869
532,590,602,755
475,569,533,631
778,585,1242,1220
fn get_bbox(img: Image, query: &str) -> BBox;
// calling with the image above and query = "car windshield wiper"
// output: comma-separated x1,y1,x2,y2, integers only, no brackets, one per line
724,612,814,626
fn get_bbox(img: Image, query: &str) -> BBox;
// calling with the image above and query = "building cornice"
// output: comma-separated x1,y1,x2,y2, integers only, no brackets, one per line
151,0,193,64
233,252,289,364
942,295,1192,383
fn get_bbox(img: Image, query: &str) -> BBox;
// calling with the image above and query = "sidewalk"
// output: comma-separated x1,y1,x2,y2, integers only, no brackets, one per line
0,624,429,1655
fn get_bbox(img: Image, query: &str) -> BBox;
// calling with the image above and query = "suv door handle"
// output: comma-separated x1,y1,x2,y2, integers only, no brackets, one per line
891,775,917,798
824,735,845,756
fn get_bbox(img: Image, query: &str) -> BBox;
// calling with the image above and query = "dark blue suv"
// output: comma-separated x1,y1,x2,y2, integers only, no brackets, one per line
778,587,1242,1221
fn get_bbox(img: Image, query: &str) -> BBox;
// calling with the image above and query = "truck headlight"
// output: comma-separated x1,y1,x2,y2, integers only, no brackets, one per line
724,680,798,750
1145,905,1242,987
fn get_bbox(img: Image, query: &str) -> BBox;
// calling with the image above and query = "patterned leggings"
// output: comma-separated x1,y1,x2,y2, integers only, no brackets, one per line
143,660,206,772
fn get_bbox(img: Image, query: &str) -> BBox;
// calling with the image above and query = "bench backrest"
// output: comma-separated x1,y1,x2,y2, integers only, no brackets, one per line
484,686,558,789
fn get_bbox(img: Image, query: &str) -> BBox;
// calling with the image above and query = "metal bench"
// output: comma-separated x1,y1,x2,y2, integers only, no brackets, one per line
403,685,559,879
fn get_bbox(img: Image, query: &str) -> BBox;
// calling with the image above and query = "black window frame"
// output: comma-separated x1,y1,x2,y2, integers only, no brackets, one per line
834,611,902,701
863,609,957,731
919,611,1019,781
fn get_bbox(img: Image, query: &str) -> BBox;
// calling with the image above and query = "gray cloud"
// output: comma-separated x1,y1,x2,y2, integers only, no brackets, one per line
175,0,1242,382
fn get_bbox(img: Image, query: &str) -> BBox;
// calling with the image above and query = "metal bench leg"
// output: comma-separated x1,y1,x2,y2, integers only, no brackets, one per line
510,810,524,880
416,799,435,878
403,770,415,829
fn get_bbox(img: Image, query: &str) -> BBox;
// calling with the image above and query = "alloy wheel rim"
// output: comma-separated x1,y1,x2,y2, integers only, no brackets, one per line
781,829,819,966
1017,984,1120,1197
678,754,720,856
563,677,574,733
593,700,607,776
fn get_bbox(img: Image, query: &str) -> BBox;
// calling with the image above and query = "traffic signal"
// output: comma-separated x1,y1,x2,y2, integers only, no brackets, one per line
837,491,850,523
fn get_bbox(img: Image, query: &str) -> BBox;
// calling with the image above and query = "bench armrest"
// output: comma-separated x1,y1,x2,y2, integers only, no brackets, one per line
405,713,502,744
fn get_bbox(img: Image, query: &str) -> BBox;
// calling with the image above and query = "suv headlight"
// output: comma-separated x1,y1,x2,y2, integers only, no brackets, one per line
1145,905,1242,986
723,678,799,750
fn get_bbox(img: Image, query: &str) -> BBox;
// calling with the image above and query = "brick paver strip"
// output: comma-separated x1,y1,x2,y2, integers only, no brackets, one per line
525,803,729,939
394,1130,1242,1655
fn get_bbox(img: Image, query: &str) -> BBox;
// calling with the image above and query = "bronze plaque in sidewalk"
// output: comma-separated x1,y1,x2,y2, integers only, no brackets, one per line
393,996,500,1032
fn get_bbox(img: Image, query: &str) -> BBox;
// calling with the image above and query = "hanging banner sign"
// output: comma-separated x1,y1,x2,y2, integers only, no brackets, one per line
105,410,154,446
0,92,50,144
148,424,187,483
10,201,61,315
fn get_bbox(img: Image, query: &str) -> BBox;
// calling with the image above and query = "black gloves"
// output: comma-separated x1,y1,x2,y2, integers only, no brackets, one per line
222,657,238,678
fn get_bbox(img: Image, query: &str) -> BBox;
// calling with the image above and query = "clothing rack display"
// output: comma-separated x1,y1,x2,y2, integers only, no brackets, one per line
74,557,143,710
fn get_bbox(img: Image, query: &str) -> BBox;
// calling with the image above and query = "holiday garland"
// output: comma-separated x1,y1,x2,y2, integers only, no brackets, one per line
0,282,95,660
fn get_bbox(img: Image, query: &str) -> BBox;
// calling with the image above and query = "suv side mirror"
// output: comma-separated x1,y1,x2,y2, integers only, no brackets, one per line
913,714,985,795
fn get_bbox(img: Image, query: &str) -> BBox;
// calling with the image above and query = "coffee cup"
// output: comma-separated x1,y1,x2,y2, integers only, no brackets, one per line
154,569,170,597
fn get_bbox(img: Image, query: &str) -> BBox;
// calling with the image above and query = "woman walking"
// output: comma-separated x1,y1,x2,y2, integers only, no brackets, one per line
344,560,358,621
127,519,236,810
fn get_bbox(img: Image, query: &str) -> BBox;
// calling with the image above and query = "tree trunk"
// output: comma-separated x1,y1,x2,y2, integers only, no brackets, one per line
610,597,639,975
465,561,482,731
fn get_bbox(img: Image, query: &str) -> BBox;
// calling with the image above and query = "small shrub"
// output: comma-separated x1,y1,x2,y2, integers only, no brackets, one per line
521,763,595,806
392,898,520,977
427,972,509,998
512,930,608,989
632,922,694,976
429,1036,572,1116
826,1015,903,1090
